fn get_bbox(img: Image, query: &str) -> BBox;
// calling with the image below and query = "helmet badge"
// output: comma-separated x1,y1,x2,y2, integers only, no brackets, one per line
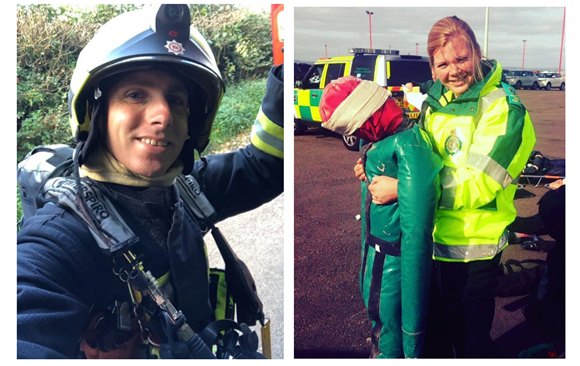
165,39,185,55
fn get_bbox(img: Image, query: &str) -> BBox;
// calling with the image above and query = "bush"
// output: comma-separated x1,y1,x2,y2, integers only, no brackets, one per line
17,5,98,162
205,78,267,152
191,5,273,83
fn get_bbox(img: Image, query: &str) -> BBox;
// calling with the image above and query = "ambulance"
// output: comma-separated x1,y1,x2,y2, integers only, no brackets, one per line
294,48,432,150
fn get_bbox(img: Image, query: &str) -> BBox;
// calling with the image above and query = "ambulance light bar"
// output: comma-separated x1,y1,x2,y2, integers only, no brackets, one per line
349,48,400,55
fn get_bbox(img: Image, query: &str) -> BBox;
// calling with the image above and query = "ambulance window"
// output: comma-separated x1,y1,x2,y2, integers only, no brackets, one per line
303,64,325,89
351,56,376,81
324,63,347,87
387,60,432,86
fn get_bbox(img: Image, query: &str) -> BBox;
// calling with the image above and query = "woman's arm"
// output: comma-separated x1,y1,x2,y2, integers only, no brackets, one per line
438,96,536,210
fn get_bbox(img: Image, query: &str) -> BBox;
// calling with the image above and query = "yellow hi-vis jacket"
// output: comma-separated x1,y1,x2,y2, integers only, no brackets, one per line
421,60,536,262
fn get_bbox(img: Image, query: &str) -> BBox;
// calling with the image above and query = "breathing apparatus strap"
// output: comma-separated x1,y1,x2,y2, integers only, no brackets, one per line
41,169,266,357
40,160,215,353
42,176,140,254
175,174,217,231
176,175,265,327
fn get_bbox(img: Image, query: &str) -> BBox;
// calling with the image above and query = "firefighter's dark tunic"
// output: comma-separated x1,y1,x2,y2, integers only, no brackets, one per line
17,66,284,359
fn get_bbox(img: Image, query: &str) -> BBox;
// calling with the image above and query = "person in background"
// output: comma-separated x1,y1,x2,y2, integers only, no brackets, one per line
354,16,536,357
523,182,565,336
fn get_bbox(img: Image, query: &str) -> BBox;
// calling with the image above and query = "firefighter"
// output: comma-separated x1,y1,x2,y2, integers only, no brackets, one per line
17,5,283,358
320,76,442,358
355,16,536,358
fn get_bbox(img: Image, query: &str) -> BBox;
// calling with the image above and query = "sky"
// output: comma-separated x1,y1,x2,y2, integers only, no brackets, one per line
294,6,567,72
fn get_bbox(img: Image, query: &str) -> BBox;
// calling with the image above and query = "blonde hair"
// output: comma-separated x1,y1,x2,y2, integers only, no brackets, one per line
427,16,486,82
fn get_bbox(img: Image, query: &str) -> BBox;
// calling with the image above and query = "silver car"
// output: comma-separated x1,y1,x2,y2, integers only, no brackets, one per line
505,70,539,90
537,72,565,91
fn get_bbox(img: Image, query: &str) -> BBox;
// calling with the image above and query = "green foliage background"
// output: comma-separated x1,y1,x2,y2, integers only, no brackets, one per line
17,4,276,222
17,4,273,162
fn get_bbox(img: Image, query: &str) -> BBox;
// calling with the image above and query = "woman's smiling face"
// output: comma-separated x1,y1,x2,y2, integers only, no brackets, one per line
432,37,476,97
104,70,190,178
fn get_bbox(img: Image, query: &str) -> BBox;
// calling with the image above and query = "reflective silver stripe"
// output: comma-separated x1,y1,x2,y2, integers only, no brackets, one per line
253,116,284,152
250,108,284,159
477,88,506,120
433,231,508,261
439,151,513,209
475,88,514,187
466,152,513,188
439,166,457,208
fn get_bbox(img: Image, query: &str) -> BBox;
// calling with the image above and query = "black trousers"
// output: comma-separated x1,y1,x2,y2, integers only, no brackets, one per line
537,185,565,304
422,252,503,358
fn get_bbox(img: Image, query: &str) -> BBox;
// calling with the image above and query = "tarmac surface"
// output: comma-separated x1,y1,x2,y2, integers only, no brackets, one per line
294,89,567,359
205,193,285,359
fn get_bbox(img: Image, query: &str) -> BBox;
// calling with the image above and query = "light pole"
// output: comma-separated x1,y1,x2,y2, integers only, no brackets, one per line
325,44,328,58
522,40,527,70
366,11,373,49
559,8,565,74
416,43,418,55
484,7,489,58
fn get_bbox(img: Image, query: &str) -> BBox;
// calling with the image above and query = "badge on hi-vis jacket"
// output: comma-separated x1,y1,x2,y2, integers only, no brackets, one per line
445,129,462,155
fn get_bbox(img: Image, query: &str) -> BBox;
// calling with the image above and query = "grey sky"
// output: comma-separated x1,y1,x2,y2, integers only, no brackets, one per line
294,7,566,72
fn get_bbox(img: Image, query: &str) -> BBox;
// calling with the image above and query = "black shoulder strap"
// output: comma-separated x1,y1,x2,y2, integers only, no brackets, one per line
175,175,264,326
42,173,265,326
175,175,217,231
41,177,139,254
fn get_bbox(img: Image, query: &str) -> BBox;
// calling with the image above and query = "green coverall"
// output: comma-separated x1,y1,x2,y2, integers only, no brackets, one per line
359,124,442,358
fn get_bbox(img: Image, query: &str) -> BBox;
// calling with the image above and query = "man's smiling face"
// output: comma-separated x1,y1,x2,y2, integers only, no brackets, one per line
104,70,190,177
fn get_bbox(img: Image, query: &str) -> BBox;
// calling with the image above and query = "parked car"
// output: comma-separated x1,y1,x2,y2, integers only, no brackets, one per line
502,69,510,83
294,48,432,151
537,72,565,91
504,70,539,90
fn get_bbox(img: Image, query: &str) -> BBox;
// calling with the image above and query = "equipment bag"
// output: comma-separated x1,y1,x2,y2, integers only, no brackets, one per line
17,144,74,222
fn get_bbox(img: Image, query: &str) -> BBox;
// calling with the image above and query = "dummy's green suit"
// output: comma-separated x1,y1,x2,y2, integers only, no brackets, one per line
360,124,442,358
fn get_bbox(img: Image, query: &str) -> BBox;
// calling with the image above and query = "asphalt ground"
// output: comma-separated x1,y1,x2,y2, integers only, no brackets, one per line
205,192,285,359
294,89,568,359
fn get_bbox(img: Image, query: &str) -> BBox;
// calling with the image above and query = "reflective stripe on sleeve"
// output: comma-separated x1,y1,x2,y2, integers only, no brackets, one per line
439,166,457,209
250,107,284,159
438,151,513,208
466,152,513,188
477,88,507,120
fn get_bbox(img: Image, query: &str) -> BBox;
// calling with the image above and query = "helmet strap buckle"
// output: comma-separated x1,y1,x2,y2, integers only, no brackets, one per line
94,86,103,100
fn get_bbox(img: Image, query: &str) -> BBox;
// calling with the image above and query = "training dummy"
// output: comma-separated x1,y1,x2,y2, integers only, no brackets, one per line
320,76,441,358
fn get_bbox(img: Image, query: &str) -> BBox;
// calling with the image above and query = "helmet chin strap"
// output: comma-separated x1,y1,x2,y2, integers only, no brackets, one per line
79,99,104,165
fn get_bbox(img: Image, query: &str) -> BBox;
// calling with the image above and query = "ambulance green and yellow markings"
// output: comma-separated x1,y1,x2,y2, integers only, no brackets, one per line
295,89,323,122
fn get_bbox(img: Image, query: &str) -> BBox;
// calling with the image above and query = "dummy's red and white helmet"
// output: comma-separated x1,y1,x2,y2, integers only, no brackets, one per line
320,76,404,142
68,4,225,174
